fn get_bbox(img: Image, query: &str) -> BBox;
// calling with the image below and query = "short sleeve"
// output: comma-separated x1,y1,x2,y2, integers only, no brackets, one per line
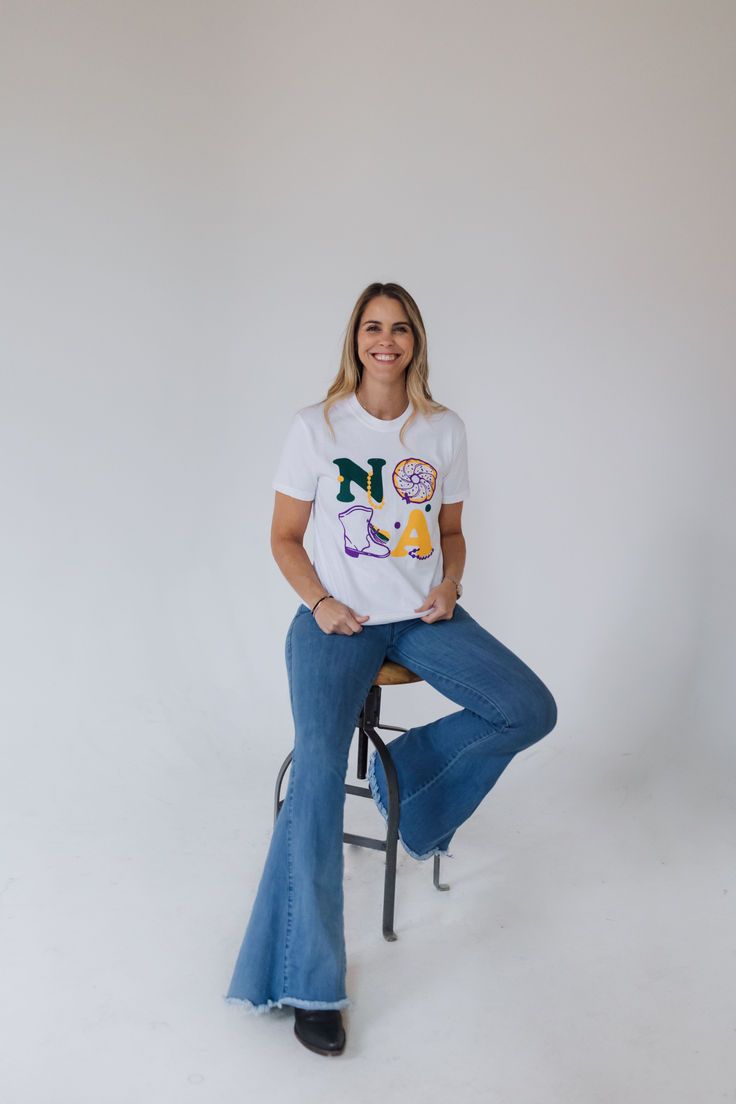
271,413,317,501
442,417,470,503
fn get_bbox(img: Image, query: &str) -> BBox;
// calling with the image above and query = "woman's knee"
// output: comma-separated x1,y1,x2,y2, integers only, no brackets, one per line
505,673,557,745
526,677,557,741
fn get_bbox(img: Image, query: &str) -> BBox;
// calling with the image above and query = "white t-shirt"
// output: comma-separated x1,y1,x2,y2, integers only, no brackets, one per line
272,392,470,625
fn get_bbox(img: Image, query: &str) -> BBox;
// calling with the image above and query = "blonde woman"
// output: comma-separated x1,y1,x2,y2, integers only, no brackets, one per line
225,282,557,1056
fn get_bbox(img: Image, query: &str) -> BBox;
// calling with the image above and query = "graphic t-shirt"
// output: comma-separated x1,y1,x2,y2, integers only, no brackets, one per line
272,392,470,626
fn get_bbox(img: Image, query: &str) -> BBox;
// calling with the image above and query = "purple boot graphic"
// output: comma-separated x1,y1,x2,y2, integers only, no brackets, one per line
337,504,391,558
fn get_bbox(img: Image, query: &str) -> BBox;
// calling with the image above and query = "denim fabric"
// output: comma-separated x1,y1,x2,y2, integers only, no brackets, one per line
224,601,557,1014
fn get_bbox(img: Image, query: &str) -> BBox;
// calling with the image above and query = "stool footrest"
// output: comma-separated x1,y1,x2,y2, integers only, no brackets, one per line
344,783,372,798
343,831,386,851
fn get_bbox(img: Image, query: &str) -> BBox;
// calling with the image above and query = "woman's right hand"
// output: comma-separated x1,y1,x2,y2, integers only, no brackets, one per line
313,597,370,635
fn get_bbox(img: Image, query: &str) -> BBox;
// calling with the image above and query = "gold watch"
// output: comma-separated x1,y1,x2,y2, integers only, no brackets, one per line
443,574,463,598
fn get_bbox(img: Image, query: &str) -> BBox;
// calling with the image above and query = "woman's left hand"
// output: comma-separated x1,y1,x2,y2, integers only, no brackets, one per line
414,580,457,623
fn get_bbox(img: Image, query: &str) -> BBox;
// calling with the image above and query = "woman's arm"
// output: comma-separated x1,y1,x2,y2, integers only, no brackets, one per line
414,500,466,621
438,501,466,589
271,491,329,610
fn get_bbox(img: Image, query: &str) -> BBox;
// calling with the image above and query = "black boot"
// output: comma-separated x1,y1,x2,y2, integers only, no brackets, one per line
293,1007,346,1056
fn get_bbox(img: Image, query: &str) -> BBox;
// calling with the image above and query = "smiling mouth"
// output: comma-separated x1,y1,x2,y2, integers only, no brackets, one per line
371,353,399,362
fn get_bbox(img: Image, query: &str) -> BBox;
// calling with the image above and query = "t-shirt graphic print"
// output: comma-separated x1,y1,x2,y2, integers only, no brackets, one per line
272,392,470,626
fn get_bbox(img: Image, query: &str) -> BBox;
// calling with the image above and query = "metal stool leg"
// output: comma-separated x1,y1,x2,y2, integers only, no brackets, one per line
361,720,400,941
360,687,451,898
433,853,450,890
357,684,402,940
273,749,293,825
274,721,399,940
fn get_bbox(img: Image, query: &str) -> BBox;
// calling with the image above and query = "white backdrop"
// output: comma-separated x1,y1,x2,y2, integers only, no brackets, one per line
2,2,734,1101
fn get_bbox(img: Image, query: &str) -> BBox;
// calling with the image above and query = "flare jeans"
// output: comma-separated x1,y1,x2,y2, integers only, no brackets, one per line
224,601,557,1014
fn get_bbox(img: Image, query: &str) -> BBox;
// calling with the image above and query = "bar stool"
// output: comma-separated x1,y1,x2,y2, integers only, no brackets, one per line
273,658,450,943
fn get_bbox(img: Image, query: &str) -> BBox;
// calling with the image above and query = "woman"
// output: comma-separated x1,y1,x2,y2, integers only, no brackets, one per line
224,282,558,1056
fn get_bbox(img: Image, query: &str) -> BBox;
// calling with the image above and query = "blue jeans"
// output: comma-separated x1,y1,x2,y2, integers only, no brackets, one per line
224,601,557,1014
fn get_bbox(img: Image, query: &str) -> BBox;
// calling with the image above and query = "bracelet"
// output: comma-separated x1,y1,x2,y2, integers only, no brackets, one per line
311,594,332,615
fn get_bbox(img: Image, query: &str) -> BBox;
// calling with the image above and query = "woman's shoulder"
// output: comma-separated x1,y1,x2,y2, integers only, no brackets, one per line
291,397,343,422
290,400,322,421
422,401,467,433
284,397,352,440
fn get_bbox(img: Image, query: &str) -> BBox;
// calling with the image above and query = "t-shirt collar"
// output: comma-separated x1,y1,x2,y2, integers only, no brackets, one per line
347,391,412,432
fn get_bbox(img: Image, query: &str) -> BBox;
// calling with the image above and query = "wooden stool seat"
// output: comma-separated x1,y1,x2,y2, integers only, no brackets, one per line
374,660,423,686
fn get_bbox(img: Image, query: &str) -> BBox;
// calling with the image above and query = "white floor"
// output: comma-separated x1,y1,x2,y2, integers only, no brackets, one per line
3,718,733,1103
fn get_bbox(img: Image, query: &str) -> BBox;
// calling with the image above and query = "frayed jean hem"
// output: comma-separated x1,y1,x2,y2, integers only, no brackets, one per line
367,749,454,863
224,994,353,1016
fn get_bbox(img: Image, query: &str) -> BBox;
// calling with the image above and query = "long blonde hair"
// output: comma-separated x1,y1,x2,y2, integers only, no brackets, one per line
321,282,448,448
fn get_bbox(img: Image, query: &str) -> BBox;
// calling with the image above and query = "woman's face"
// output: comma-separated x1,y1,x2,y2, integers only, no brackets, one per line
356,296,415,384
